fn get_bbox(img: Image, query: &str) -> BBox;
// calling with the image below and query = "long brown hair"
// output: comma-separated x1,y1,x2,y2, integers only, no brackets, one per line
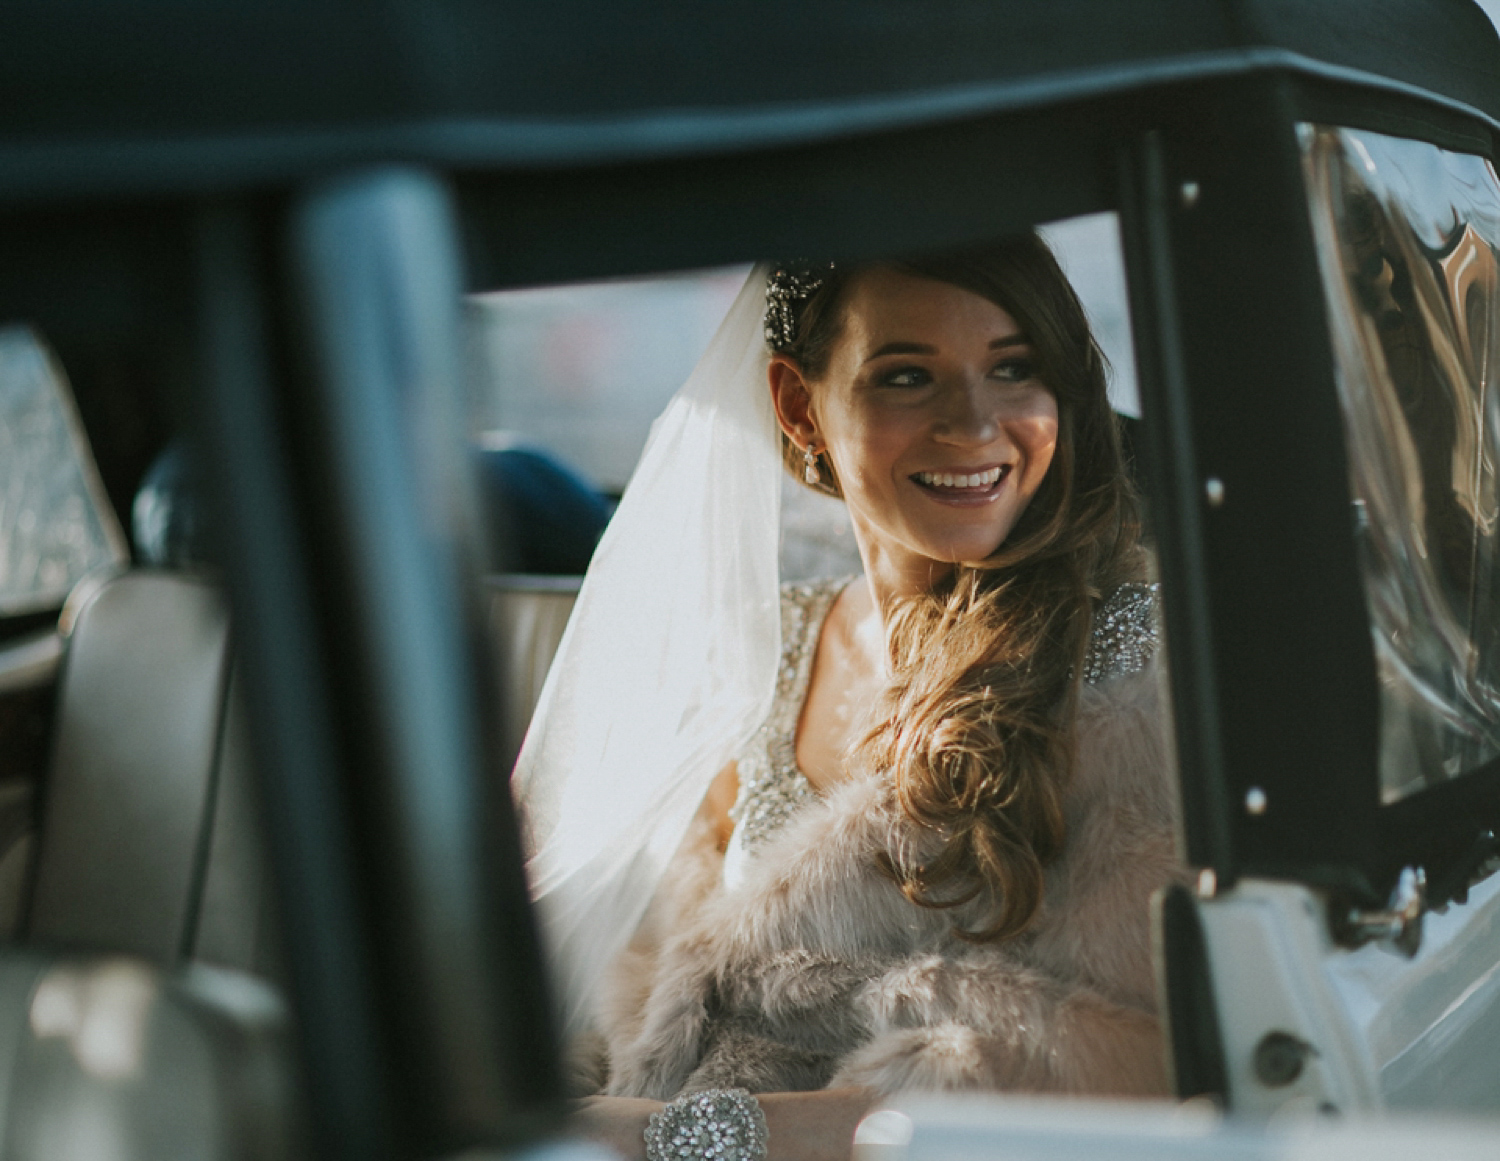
771,235,1144,940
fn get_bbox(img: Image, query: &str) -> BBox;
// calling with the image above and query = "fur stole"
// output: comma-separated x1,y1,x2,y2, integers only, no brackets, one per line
583,658,1183,1100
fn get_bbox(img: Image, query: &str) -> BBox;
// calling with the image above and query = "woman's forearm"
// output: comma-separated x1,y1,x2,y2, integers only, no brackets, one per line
570,1095,660,1159
570,1088,879,1161
759,1088,879,1161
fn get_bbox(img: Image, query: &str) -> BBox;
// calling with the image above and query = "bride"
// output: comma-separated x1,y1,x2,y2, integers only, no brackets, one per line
515,234,1181,1161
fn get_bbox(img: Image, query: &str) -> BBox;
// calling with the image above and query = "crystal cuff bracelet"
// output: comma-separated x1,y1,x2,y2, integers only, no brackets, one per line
644,1087,769,1161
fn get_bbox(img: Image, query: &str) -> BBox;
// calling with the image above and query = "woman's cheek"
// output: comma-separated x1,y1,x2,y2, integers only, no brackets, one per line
1022,415,1060,488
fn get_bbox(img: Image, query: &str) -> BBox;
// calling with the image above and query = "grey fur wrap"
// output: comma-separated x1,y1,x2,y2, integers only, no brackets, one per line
579,658,1183,1100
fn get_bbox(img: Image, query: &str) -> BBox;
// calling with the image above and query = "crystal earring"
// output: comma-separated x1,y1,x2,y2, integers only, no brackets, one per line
803,443,821,485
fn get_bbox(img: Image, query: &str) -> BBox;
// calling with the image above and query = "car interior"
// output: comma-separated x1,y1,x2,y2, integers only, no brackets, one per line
0,344,585,1154
2,3,1500,1160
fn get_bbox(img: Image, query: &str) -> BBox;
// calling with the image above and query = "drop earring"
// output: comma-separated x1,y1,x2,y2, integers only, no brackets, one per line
803,443,821,486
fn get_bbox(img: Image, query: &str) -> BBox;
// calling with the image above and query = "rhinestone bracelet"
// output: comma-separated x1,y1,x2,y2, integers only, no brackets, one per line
644,1087,769,1161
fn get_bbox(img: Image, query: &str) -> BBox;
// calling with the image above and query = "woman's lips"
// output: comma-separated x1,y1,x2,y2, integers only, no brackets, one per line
914,465,1004,489
912,465,1008,492
911,464,1012,502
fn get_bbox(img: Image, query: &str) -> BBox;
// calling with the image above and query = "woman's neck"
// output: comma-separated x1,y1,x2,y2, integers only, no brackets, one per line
850,526,954,620
825,577,887,681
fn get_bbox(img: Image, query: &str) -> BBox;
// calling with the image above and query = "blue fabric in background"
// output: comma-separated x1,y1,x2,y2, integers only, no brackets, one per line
134,439,612,576
132,441,212,569
474,445,613,576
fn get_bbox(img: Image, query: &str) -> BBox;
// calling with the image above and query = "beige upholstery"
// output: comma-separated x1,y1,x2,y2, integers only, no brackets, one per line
488,576,581,768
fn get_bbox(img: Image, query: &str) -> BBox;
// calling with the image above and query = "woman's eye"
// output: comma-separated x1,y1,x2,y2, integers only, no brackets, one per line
882,366,932,387
991,357,1037,383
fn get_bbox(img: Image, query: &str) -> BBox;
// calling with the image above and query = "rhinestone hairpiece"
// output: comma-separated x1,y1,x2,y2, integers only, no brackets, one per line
764,261,835,351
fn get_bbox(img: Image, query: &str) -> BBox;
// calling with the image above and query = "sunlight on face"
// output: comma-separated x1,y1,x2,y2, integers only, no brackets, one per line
806,269,1059,588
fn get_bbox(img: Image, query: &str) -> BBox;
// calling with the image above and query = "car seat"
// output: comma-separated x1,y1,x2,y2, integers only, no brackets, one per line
26,569,279,977
0,567,296,1158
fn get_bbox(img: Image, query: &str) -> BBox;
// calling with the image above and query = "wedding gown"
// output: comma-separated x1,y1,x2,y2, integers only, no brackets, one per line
585,579,1182,1100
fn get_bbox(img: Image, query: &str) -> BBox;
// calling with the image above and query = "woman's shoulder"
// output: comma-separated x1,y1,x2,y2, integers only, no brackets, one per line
1070,581,1178,844
1073,582,1175,816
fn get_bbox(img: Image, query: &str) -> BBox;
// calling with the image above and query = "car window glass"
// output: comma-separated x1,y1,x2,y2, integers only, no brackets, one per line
467,267,749,494
1302,125,1500,802
0,326,127,615
1040,211,1139,419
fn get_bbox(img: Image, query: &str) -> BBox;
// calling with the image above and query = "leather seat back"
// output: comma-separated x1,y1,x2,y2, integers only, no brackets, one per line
188,683,280,977
3,571,297,1156
27,569,577,973
28,571,237,965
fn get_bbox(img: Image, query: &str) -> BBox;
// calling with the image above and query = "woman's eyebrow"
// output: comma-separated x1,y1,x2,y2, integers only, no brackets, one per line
864,341,935,362
863,333,1029,363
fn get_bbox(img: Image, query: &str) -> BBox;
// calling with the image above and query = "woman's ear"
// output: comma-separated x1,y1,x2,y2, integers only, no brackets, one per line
769,355,819,448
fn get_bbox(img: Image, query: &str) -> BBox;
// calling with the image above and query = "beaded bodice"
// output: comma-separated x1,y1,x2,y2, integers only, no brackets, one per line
727,578,1161,861
727,578,845,856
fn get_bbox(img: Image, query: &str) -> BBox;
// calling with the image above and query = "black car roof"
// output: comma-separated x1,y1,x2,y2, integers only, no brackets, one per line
3,0,1498,198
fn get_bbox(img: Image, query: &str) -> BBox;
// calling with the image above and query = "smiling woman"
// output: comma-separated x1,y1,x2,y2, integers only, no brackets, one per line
515,235,1180,1161
756,239,1152,945
769,266,1059,588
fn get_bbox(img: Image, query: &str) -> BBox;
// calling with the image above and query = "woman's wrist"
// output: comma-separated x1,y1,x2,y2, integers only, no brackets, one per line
570,1095,663,1161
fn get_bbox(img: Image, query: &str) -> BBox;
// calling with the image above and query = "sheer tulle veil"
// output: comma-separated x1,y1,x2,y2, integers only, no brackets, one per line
512,267,783,1036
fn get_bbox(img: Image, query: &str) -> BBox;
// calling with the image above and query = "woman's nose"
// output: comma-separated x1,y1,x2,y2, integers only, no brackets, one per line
933,379,1002,445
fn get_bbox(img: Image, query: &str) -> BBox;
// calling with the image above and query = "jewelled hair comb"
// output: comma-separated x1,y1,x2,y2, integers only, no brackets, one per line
764,260,836,351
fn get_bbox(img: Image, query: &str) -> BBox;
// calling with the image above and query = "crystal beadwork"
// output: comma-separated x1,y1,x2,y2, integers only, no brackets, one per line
1081,582,1161,685
729,579,844,853
730,579,1160,854
644,1087,769,1161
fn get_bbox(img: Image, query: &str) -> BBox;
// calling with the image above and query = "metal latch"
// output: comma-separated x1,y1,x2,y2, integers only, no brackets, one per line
1336,866,1426,957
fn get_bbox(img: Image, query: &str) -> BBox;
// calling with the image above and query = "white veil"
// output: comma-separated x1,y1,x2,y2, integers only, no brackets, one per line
512,267,783,1037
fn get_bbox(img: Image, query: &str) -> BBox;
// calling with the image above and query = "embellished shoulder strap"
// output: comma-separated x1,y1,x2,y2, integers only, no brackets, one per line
727,577,847,853
1082,582,1161,685
768,578,846,700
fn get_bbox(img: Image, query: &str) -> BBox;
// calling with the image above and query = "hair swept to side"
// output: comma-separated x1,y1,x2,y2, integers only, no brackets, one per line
769,233,1146,941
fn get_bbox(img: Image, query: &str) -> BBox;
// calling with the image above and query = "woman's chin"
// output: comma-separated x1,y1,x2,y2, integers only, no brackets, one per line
911,531,1013,569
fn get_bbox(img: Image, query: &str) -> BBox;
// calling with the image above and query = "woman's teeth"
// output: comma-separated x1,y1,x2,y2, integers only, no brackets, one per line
915,466,1004,489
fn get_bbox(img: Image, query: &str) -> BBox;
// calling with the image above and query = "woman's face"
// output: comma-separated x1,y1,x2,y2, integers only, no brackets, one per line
776,268,1059,588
